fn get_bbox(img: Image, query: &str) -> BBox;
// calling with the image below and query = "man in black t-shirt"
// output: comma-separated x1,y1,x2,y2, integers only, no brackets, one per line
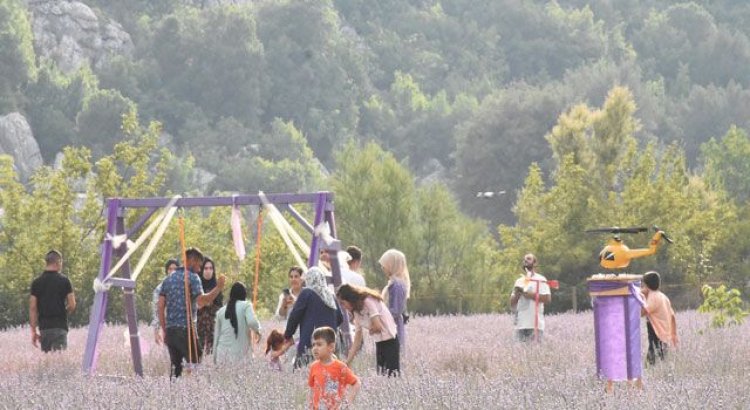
29,250,76,352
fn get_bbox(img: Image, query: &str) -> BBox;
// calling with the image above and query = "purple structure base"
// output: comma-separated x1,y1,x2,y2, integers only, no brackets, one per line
590,279,645,381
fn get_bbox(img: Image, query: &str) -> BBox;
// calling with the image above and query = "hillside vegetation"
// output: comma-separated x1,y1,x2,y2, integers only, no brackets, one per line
1,0,749,325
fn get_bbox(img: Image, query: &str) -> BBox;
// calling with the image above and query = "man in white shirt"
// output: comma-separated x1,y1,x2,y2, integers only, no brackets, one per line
340,246,366,287
509,253,551,342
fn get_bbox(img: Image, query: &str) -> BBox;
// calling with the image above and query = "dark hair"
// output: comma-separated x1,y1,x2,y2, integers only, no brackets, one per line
164,259,179,274
346,246,362,262
312,326,336,345
185,247,204,264
45,250,62,265
643,271,661,291
288,266,304,277
266,329,286,355
336,283,382,313
225,282,248,337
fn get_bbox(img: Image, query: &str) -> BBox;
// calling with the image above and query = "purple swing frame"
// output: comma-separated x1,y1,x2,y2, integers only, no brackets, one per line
82,191,346,376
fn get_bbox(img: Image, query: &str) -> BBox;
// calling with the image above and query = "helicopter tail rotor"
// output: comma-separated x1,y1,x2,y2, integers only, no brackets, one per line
653,225,674,243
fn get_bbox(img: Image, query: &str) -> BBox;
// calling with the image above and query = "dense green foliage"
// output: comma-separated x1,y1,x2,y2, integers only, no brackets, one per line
0,0,749,324
698,284,749,328
0,0,35,111
498,88,741,310
3,0,750,206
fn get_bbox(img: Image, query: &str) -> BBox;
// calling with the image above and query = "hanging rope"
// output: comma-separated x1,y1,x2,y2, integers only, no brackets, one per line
253,208,264,310
179,213,195,369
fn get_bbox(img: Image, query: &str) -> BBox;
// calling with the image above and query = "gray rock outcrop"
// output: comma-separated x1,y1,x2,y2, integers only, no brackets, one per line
0,113,43,181
26,0,133,73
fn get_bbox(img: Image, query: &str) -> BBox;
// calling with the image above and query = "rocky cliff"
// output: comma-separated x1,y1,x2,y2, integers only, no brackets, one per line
0,113,43,181
26,0,133,73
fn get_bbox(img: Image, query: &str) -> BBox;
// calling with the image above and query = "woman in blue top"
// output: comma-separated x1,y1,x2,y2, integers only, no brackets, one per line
379,249,410,349
273,267,343,369
212,282,261,364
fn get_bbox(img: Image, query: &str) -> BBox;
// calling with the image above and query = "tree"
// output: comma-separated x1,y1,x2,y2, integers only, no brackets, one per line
0,110,174,326
257,0,368,164
666,82,750,165
547,86,639,189
412,183,503,313
75,89,137,158
331,140,503,314
24,65,97,161
498,86,737,311
0,0,35,111
454,82,568,225
701,125,750,204
330,141,417,285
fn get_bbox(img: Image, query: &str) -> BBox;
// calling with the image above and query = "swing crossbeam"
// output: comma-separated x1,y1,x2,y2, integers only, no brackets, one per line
82,191,344,377
118,192,330,208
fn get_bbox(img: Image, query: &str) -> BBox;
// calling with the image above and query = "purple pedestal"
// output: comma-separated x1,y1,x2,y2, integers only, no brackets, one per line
589,278,645,381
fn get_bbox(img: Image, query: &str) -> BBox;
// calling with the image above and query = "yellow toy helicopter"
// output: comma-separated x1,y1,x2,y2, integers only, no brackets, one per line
585,226,673,270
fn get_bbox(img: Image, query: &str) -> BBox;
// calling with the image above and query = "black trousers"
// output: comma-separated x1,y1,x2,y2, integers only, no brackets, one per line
646,321,666,365
376,337,400,376
166,326,202,378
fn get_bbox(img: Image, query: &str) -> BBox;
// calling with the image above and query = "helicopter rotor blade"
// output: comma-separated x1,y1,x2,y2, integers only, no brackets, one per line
585,226,649,234
585,227,617,233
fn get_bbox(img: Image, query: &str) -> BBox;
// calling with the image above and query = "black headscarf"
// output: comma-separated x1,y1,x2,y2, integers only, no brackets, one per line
200,257,223,306
225,282,248,337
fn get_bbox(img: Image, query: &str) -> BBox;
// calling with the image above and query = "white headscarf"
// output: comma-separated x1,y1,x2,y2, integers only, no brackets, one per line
303,266,336,309
378,249,411,300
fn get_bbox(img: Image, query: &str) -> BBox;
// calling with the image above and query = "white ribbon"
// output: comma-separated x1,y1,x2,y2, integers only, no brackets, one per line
258,191,308,267
95,195,181,289
129,203,180,282
93,277,112,293
231,203,246,260
314,222,334,246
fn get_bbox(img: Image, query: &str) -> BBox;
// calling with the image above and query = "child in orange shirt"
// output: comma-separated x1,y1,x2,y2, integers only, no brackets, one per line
641,271,678,365
308,327,360,409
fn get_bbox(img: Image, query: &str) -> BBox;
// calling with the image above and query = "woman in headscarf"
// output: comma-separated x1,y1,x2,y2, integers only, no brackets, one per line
212,282,261,364
379,249,410,349
273,266,343,369
197,257,223,355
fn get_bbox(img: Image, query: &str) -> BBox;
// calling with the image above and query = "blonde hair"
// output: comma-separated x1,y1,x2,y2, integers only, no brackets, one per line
378,249,411,298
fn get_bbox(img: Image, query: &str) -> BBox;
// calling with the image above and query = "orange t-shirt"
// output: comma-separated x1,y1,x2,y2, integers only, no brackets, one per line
644,290,678,347
308,359,358,410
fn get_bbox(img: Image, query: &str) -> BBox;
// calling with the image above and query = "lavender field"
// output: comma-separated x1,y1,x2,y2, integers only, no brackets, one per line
1,311,747,409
